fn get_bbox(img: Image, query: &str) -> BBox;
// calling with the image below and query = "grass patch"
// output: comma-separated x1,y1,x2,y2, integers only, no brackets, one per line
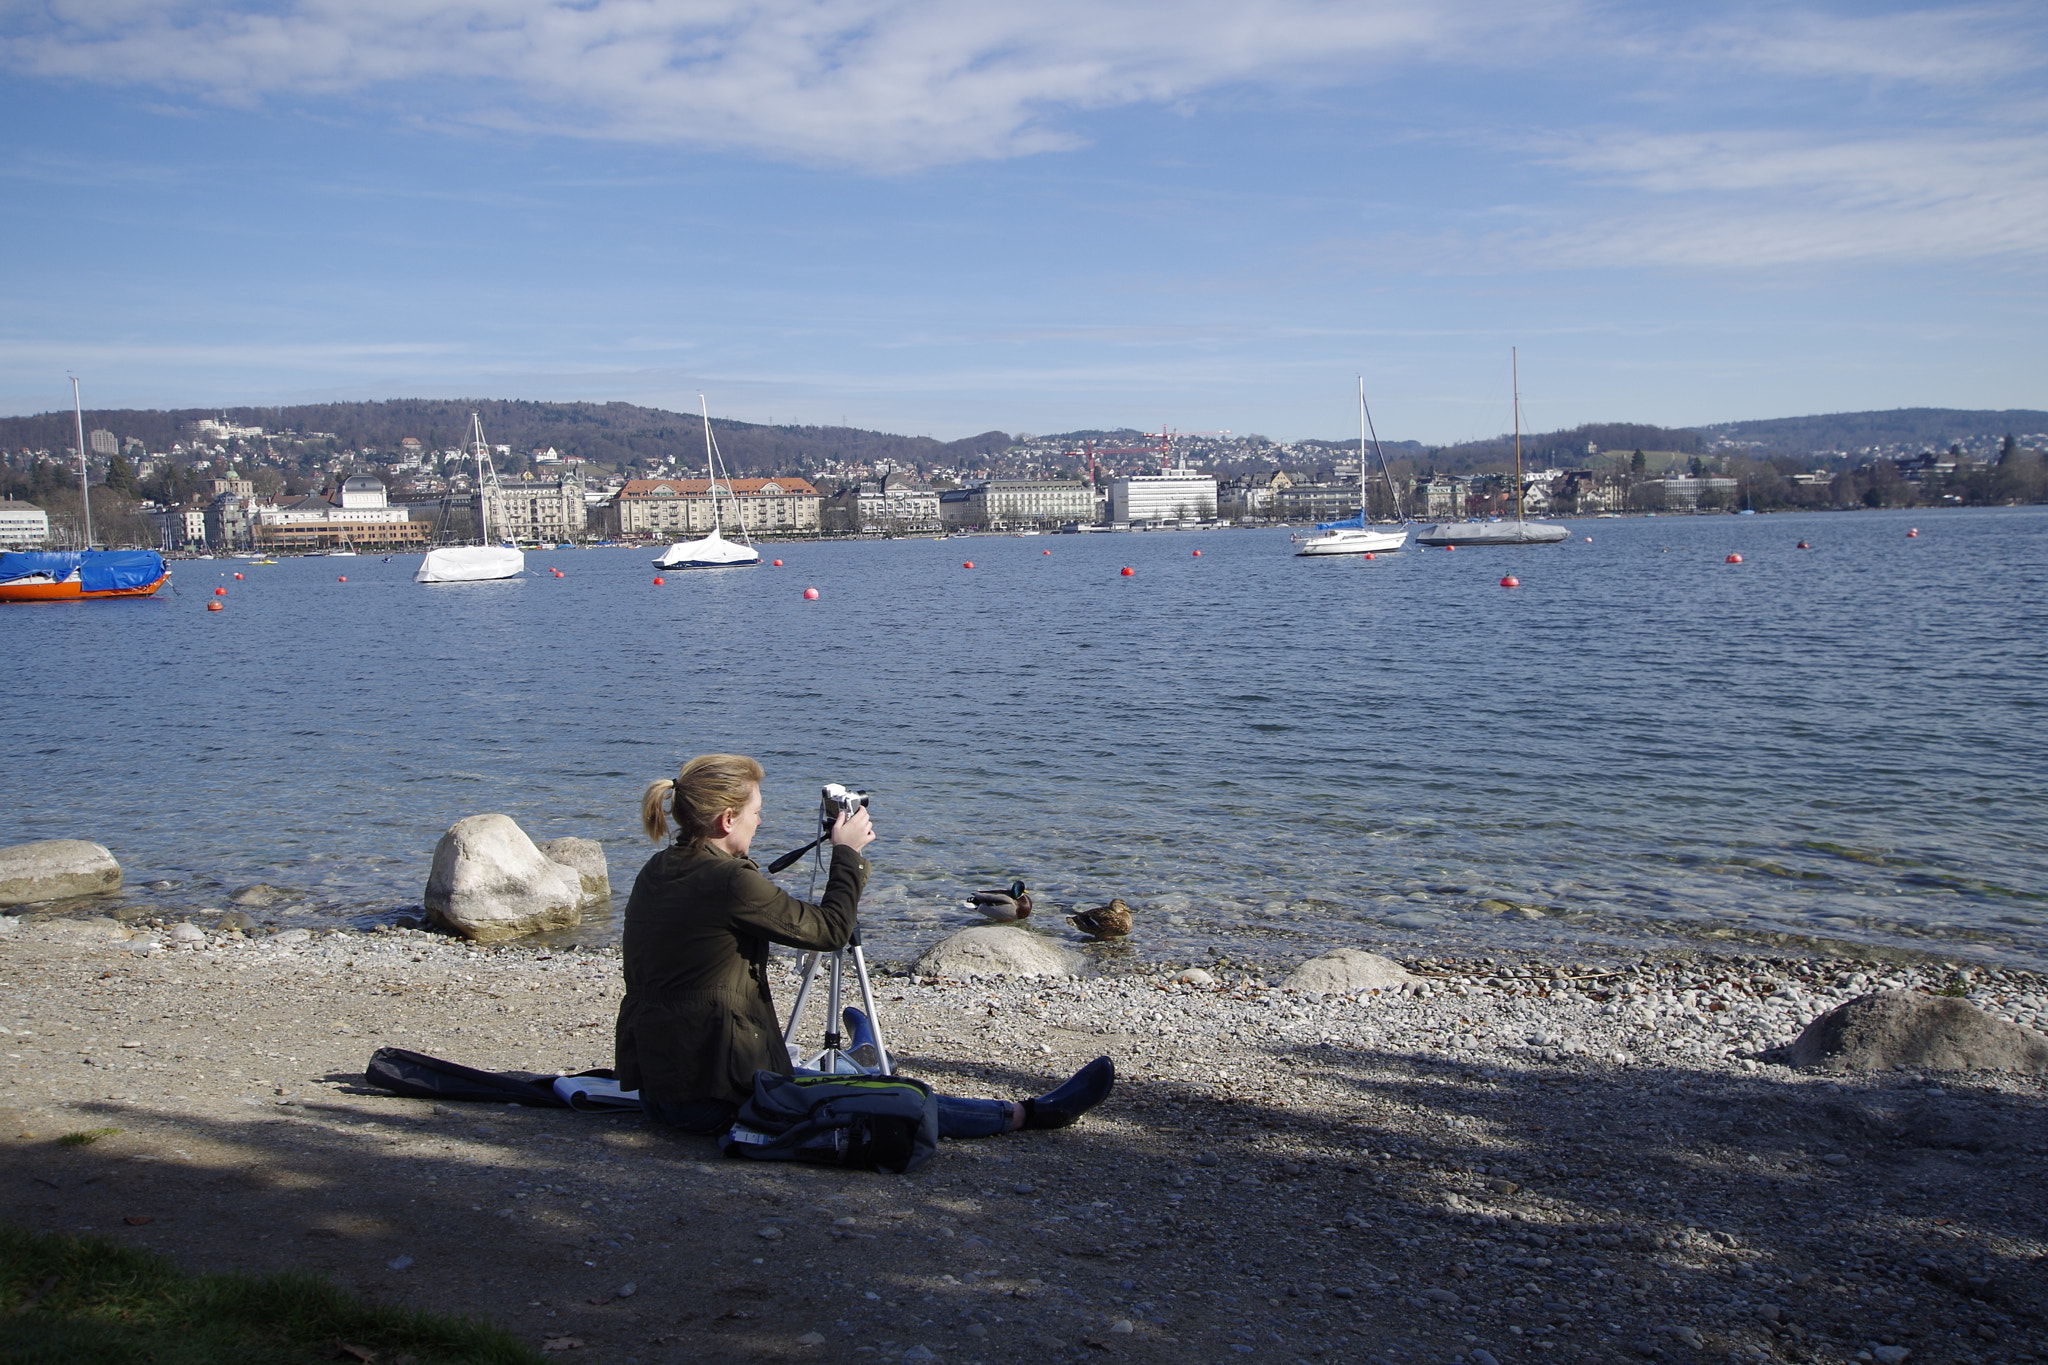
0,1224,542,1365
55,1128,121,1148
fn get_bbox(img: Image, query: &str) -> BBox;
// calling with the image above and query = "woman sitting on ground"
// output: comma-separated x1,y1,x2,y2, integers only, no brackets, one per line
616,753,1113,1138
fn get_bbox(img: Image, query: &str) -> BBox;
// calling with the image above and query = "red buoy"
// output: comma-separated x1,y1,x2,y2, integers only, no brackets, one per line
1908,528,1920,538
233,572,244,580
337,575,347,582
652,576,665,585
1363,552,1375,560
1120,566,1135,576
963,561,975,569
802,587,819,600
212,586,226,596
1444,545,1456,552
1500,575,1520,588
1042,549,1051,555
1192,550,1202,557
1582,536,1592,543
1725,554,1742,564
1797,541,1810,549
205,600,224,612
772,559,783,566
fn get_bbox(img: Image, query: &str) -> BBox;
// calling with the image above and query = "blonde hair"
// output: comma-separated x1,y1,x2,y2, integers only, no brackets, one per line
642,753,765,845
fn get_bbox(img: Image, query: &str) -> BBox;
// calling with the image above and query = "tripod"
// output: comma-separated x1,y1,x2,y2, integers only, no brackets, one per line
780,922,894,1076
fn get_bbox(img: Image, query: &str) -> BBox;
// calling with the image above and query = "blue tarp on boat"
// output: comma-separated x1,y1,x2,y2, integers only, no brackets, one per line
0,549,166,591
1313,513,1366,530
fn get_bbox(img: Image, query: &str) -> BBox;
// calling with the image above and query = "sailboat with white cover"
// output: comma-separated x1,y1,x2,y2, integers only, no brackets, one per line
1296,379,1410,556
416,413,526,583
1415,349,1567,547
652,397,761,570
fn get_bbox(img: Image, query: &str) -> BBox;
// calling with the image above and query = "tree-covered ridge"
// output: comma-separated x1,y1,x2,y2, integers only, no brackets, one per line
1698,408,2048,454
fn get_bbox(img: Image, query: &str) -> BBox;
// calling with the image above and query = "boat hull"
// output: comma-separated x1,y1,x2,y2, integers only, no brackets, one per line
415,546,527,583
652,530,760,569
0,572,170,603
1296,527,1409,556
1415,521,1569,546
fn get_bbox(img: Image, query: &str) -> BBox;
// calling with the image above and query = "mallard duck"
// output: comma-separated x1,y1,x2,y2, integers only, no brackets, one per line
1069,899,1132,940
969,880,1031,921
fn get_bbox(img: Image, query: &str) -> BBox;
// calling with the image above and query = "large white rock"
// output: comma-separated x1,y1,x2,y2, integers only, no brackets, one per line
1775,990,2048,1074
536,837,611,910
424,814,586,942
0,839,122,907
1283,947,1414,995
912,926,1085,979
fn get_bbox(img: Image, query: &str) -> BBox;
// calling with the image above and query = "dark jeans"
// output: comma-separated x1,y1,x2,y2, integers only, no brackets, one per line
644,1093,1012,1139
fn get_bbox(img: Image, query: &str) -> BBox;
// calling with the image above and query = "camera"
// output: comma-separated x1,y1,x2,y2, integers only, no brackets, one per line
819,783,871,832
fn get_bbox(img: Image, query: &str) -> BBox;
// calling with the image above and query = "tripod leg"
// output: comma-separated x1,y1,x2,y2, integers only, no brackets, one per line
849,945,893,1075
782,951,824,1049
824,951,845,1052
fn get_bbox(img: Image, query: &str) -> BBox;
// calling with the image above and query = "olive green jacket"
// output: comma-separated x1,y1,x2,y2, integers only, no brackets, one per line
614,842,866,1106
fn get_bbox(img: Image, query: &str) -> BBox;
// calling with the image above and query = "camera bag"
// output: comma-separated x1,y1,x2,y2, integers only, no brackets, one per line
722,1071,938,1174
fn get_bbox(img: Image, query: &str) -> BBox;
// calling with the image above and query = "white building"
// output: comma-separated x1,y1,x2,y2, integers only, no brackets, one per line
1109,470,1218,525
0,500,50,548
146,506,208,550
856,485,942,533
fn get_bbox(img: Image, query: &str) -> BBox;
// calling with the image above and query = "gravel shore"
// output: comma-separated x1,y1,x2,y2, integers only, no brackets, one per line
3,912,2044,1365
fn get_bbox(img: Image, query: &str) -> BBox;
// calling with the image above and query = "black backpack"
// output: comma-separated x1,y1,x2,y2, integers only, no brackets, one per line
722,1071,938,1174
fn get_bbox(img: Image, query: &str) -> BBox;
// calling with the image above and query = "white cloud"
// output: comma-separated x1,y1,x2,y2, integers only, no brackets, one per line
2,0,1471,169
1530,130,2048,266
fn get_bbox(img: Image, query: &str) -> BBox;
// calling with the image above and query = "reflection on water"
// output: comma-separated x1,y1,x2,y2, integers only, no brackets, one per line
5,507,2045,969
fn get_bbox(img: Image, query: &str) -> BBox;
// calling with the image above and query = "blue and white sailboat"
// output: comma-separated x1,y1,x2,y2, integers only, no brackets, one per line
1296,379,1409,556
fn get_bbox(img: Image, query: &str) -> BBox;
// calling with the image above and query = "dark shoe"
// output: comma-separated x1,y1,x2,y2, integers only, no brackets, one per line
1023,1056,1114,1130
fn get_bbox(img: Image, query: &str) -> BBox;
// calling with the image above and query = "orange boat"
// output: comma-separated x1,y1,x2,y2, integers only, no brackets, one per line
0,550,171,603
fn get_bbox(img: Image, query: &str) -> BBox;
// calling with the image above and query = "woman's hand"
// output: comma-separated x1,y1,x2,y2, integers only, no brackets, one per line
828,804,876,853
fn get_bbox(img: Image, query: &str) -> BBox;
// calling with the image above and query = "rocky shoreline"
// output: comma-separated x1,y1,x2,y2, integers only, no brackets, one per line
3,911,2044,1365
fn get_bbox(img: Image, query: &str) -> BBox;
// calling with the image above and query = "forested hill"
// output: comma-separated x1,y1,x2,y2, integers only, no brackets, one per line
1697,409,2048,454
0,398,1013,476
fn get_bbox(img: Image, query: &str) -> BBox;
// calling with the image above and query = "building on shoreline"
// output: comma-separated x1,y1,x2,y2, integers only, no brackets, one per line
1110,469,1218,525
481,472,587,544
0,500,49,548
938,479,1094,530
602,477,822,538
250,476,429,551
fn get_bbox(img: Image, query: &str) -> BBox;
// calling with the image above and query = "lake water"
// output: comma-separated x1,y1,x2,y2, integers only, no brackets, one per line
6,507,2046,971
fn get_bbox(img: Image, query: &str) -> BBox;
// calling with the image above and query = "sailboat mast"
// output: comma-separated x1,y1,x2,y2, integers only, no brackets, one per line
71,376,94,549
472,413,492,546
699,394,724,536
1512,347,1525,524
1358,378,1368,520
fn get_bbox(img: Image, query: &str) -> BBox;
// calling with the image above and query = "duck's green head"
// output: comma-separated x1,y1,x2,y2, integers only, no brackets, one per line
1010,880,1027,899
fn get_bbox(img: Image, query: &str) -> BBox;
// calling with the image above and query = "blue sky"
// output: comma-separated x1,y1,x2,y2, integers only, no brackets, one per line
1,1,2042,443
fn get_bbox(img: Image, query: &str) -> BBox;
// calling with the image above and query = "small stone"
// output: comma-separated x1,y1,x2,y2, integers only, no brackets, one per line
386,1254,414,1271
1671,1325,1704,1349
833,1216,858,1226
1193,1152,1219,1168
964,1323,987,1338
1821,1153,1849,1166
1423,1288,1462,1306
1108,1319,1134,1334
797,1331,827,1345
616,1283,636,1298
1471,1351,1500,1365
758,1226,784,1240
168,923,205,944
903,1347,937,1362
272,928,312,945
1330,1287,1356,1300
1873,1349,1909,1364
1172,968,1215,986
1013,1182,1034,1195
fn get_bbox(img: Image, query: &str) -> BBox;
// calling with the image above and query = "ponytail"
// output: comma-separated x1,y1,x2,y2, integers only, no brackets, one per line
643,754,765,847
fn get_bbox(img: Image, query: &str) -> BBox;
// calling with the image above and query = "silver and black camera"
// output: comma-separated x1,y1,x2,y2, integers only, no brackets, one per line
820,783,871,832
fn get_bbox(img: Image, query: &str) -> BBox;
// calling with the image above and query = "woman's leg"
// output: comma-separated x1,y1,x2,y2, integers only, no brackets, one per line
936,1094,1023,1140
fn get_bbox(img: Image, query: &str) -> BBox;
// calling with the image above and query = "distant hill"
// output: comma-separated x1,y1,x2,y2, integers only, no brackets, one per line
1698,408,2048,454
0,398,1012,476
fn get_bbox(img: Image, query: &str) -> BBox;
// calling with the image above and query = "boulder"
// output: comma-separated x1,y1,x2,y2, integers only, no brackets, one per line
0,839,122,907
912,926,1084,979
424,814,585,942
1773,990,2048,1074
1283,948,1414,995
536,837,611,910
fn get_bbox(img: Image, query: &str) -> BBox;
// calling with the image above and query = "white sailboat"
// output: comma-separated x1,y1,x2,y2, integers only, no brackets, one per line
415,413,527,583
1296,378,1410,557
652,396,761,570
1416,348,1567,547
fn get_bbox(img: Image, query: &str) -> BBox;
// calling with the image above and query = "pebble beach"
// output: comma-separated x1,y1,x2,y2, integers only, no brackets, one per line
4,910,2045,1365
